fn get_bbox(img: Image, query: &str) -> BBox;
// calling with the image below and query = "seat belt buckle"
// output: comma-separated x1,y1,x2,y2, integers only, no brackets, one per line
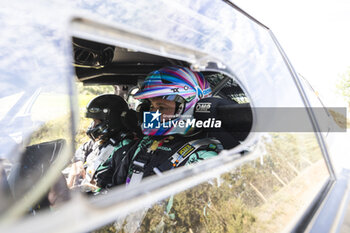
128,161,146,186
132,161,145,173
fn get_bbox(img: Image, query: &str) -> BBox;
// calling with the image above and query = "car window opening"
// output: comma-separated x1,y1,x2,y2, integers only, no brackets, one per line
64,36,253,197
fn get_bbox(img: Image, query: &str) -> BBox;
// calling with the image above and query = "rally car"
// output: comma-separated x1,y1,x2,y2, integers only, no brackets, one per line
0,0,348,232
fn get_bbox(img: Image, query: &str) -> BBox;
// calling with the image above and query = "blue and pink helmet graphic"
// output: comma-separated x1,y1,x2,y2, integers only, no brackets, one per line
134,66,212,136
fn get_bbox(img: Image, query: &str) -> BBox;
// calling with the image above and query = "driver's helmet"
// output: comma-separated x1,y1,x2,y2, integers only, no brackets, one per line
85,94,128,140
134,66,212,136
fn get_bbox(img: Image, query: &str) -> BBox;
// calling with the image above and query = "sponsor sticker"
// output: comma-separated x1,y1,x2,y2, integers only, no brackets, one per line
178,144,195,157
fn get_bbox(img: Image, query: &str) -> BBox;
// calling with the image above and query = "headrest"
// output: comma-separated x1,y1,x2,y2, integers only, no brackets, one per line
121,109,143,137
194,97,252,133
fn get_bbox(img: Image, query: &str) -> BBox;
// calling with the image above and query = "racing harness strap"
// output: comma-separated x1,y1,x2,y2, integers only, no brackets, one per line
84,139,116,183
127,138,222,186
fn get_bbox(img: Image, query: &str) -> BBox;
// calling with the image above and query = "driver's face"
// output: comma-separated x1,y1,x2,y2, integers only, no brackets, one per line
149,97,176,121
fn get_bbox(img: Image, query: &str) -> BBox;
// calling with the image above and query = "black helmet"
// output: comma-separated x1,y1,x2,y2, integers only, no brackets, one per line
85,94,128,140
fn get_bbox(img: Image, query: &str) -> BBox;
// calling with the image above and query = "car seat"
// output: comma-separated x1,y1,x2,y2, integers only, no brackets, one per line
193,97,252,149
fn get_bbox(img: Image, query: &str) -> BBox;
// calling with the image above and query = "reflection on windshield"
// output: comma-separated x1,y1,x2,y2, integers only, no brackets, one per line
0,92,24,122
0,88,73,221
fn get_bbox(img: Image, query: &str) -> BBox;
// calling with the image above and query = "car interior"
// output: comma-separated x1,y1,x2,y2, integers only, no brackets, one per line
0,36,255,218
72,37,253,150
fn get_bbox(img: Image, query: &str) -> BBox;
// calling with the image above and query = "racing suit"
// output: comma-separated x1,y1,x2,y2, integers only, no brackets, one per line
73,134,135,189
112,133,223,186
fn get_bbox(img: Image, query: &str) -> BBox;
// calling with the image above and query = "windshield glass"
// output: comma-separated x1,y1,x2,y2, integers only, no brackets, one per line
0,1,75,221
0,0,333,231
